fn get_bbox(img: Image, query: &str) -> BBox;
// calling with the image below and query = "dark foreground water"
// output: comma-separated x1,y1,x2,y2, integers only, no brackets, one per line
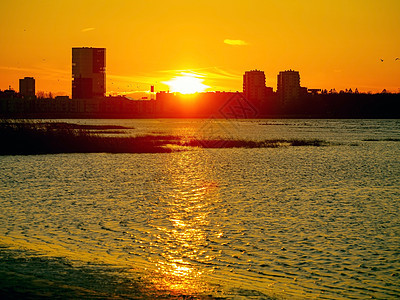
1,119,400,299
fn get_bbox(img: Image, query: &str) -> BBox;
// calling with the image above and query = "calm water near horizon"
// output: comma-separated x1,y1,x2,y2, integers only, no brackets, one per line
1,119,400,299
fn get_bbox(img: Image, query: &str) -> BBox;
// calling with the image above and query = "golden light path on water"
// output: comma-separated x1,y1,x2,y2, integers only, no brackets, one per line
147,149,221,295
1,119,400,299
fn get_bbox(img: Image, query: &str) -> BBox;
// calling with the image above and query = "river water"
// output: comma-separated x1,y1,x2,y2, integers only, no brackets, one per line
1,119,399,299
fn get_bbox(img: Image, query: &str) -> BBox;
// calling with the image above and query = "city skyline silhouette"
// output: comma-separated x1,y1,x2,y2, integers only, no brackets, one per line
1,45,399,99
1,46,399,119
1,2,400,299
1,0,399,97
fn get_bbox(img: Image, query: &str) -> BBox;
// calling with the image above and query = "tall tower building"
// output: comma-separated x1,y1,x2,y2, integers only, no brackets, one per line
72,47,105,99
19,77,35,99
243,70,267,102
277,70,300,105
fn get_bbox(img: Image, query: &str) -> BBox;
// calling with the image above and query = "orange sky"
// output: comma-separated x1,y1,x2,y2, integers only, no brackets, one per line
1,0,399,97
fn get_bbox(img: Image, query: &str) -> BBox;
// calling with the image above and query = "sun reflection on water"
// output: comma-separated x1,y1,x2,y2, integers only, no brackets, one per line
148,150,220,296
152,259,204,295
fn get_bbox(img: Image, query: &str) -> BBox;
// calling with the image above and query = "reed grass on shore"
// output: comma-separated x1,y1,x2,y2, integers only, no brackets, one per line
0,120,173,155
0,120,329,155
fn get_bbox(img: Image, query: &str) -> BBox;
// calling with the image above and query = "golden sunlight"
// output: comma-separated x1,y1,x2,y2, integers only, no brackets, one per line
163,74,209,94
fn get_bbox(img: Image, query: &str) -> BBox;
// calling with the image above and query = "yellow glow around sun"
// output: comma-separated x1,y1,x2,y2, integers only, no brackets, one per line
163,74,209,94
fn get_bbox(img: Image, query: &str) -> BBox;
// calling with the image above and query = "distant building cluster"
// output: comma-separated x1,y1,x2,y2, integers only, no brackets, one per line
0,47,155,117
0,47,399,118
242,69,308,108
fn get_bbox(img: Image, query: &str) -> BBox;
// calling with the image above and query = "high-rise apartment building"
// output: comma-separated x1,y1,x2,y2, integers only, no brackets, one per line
72,47,105,99
243,70,267,102
19,77,35,99
277,70,300,105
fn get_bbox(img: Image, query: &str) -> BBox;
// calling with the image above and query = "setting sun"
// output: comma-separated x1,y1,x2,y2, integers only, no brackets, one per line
163,74,209,94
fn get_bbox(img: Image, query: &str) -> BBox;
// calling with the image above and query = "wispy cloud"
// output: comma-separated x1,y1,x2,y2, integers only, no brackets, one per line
107,74,156,86
81,27,95,32
0,65,69,78
107,67,243,94
158,67,243,92
207,67,242,80
224,39,248,46
0,66,37,73
107,90,152,96
157,67,241,80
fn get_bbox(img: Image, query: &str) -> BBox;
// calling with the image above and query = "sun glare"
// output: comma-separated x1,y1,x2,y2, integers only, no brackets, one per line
163,74,209,94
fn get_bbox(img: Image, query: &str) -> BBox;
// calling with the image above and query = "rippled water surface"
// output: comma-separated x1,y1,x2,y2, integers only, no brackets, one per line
1,119,400,299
